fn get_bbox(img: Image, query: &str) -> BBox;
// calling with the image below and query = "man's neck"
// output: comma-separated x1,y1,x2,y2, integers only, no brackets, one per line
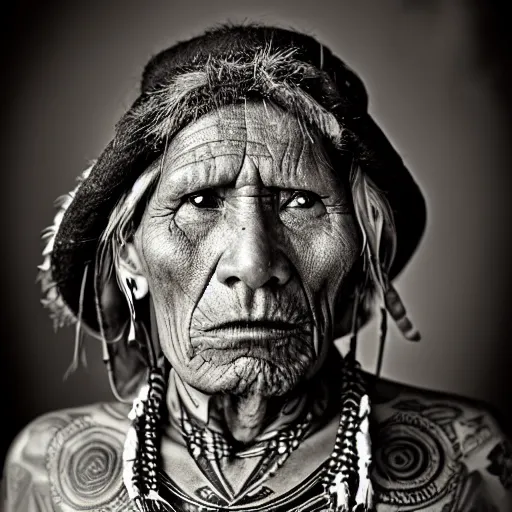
167,366,332,445
222,389,270,443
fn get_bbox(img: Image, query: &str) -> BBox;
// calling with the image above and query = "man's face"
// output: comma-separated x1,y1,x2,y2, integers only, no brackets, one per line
133,102,360,397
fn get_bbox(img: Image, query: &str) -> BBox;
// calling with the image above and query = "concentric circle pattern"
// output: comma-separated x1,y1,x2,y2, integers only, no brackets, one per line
47,417,132,511
372,413,459,508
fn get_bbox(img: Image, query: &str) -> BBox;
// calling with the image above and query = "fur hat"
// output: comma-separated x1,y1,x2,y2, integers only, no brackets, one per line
39,23,426,336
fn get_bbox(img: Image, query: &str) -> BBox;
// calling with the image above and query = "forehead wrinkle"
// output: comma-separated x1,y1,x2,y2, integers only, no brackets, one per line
158,102,341,196
159,155,242,198
243,106,337,191
169,108,290,155
166,140,245,170
261,125,328,191
263,127,290,186
245,108,309,189
167,140,289,176
289,133,308,188
166,117,289,171
170,114,247,146
167,102,300,165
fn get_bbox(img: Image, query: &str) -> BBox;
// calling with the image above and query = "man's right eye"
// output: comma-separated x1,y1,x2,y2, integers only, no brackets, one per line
187,190,223,209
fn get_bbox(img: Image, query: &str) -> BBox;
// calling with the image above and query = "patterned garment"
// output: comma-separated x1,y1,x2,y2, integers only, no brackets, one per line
149,466,328,512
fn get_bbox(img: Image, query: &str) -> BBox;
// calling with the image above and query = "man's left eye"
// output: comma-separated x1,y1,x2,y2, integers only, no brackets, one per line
283,191,322,209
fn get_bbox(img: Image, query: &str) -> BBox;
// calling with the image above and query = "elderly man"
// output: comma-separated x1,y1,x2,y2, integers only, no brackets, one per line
2,24,511,512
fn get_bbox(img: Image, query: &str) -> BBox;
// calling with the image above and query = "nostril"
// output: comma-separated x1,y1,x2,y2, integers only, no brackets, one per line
223,276,240,287
266,276,280,287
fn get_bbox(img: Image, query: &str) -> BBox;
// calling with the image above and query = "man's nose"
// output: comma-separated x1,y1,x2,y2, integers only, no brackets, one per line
216,209,292,289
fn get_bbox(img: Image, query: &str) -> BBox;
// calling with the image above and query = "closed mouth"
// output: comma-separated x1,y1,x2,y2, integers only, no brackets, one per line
202,320,300,332
194,320,309,345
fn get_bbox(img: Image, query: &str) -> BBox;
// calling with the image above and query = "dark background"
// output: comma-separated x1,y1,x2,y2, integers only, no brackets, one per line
1,0,512,469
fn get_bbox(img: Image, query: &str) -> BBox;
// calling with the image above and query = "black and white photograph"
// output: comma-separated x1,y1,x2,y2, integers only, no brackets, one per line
1,1,512,510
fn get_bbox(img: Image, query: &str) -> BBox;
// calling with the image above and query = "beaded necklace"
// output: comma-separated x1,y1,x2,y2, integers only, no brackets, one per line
122,356,373,512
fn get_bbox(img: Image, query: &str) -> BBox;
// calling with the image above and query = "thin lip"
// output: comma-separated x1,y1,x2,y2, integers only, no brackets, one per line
191,330,296,346
200,320,306,332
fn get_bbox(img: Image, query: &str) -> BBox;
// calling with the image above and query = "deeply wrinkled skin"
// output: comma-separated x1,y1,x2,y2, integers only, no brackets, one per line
130,102,360,413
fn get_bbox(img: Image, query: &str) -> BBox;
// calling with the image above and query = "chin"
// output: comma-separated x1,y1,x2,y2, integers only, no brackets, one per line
184,343,316,397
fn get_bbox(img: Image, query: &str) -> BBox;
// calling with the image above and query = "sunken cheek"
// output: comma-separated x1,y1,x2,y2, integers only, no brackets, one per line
293,220,359,305
135,212,226,356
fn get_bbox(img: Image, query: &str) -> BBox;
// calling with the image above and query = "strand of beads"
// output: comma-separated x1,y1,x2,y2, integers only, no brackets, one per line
142,370,166,494
123,367,175,512
181,410,231,461
321,358,373,511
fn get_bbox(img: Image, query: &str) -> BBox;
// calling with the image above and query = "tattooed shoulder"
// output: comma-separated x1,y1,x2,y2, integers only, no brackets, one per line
455,401,512,510
368,376,512,511
2,402,134,512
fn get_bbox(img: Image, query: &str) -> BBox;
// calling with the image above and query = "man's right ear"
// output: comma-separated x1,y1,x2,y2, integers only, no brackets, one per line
116,243,149,300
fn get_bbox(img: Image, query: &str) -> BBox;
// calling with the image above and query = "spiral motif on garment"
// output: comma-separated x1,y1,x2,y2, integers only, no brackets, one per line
47,417,132,511
371,412,460,509
378,433,437,484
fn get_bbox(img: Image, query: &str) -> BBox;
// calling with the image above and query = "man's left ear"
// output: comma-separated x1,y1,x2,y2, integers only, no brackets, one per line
116,242,149,300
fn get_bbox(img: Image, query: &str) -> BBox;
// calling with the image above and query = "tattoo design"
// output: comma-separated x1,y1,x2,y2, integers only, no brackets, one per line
155,465,327,512
453,415,493,457
371,401,463,509
195,485,274,505
486,440,512,490
46,416,132,511
391,400,463,433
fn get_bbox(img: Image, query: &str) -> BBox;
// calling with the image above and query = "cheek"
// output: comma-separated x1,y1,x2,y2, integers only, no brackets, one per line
134,213,226,359
284,216,359,363
285,215,360,298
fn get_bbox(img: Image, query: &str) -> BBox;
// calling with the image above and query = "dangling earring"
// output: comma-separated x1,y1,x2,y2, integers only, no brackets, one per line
116,247,149,345
375,273,420,378
97,275,145,405
125,277,138,344
96,250,153,404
